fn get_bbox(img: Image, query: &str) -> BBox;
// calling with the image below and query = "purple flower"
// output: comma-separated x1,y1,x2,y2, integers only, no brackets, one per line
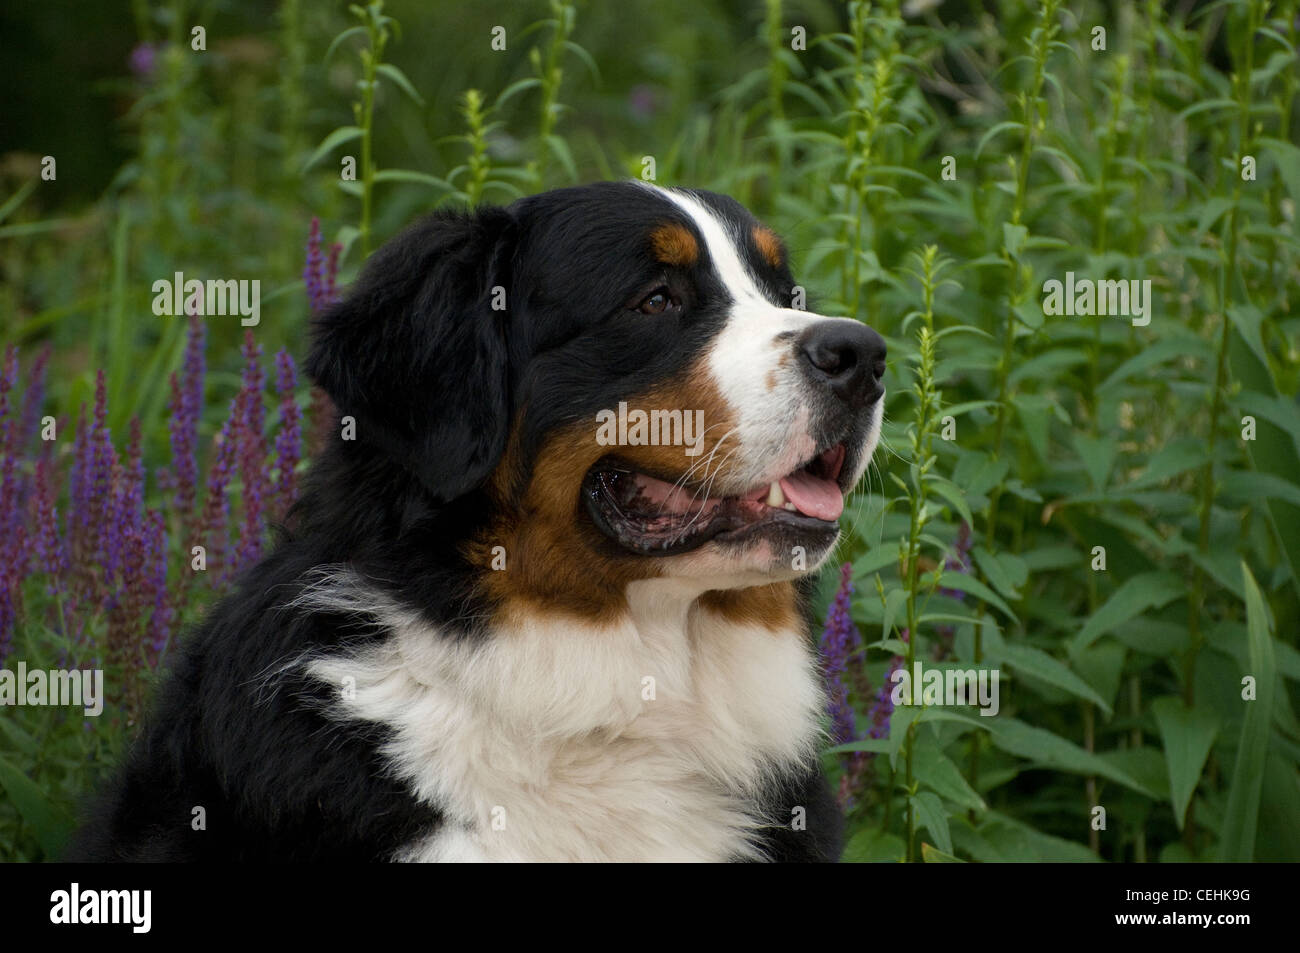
144,510,172,657
869,629,909,740
103,417,144,605
33,455,65,579
168,316,206,538
18,344,49,449
88,372,120,605
128,42,157,80
628,84,659,121
304,218,343,315
0,347,17,659
820,562,862,746
233,331,268,573
325,243,341,304
272,350,301,520
939,521,972,598
934,522,972,660
0,321,310,690
199,417,237,585
0,343,16,419
304,218,326,314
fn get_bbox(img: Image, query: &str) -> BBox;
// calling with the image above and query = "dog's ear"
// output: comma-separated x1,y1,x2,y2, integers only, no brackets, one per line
306,206,518,503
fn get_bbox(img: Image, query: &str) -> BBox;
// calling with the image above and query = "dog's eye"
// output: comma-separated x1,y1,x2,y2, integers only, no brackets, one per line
636,288,679,315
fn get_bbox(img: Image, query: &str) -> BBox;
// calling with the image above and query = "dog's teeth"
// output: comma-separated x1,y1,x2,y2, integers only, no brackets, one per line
766,481,785,507
783,502,797,511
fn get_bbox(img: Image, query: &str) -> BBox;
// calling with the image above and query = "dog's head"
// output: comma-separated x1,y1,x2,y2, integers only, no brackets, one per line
307,182,885,618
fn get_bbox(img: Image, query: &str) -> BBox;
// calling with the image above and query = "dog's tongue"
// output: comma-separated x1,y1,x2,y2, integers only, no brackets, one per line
780,471,844,521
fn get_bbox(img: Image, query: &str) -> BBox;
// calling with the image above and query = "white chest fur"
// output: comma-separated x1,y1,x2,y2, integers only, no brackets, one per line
298,573,824,862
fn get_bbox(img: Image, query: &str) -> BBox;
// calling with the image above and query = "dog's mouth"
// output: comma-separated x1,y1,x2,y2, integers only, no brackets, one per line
582,443,849,556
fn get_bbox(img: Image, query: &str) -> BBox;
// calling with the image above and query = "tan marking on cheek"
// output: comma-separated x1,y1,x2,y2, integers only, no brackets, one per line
699,583,800,630
649,222,698,267
473,353,748,621
472,419,653,624
634,358,740,484
471,356,743,626
765,351,793,392
752,225,785,269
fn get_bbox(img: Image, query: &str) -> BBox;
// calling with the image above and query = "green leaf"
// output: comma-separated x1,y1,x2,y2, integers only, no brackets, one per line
0,179,35,225
979,811,1102,862
1125,438,1209,490
851,545,898,578
921,842,966,863
0,717,39,756
1071,572,1184,652
324,25,368,63
1226,304,1268,370
1002,222,1028,259
986,719,1156,798
924,474,974,529
1068,641,1126,713
1176,97,1237,124
911,792,952,854
1259,137,1300,207
936,572,1018,622
544,134,579,183
1097,747,1170,801
823,737,891,757
494,77,542,109
372,169,453,190
1234,390,1300,453
1221,470,1300,510
881,587,907,640
935,399,997,418
975,120,1025,158
1001,644,1111,715
1072,432,1116,490
1008,347,1088,388
1151,696,1219,831
1014,394,1053,462
375,63,425,106
1195,196,1235,235
842,826,905,863
1220,563,1277,861
0,753,75,859
913,744,986,811
1013,297,1046,330
869,638,910,656
302,126,363,173
971,546,1023,601
1099,338,1213,391
335,225,361,265
952,452,1010,501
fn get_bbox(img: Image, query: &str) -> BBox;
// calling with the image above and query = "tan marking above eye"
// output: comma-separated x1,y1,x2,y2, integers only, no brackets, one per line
649,222,699,267
752,225,785,268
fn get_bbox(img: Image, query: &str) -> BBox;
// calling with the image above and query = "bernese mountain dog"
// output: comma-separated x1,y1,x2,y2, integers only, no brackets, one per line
70,181,886,862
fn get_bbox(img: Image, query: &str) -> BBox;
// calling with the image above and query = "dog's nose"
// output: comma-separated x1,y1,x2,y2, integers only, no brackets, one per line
797,320,886,408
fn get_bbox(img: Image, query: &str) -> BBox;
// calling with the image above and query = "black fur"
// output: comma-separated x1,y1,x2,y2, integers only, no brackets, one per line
68,183,845,862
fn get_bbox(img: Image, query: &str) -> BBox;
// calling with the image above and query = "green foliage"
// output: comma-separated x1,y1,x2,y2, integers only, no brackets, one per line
2,0,1297,862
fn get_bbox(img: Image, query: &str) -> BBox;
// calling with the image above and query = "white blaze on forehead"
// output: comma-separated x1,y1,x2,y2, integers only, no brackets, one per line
645,183,822,489
651,186,772,305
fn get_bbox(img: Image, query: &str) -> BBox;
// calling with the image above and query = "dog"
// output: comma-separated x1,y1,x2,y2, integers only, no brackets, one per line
69,181,886,862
